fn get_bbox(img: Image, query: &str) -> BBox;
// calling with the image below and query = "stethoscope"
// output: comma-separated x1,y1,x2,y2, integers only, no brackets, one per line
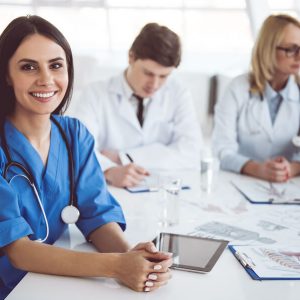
247,90,300,148
292,127,300,148
1,116,80,243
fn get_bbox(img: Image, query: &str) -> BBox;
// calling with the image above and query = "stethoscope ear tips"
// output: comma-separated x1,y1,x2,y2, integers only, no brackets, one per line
292,136,300,147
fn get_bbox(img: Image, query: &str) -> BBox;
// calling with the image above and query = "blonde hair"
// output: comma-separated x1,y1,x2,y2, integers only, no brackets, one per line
250,14,300,95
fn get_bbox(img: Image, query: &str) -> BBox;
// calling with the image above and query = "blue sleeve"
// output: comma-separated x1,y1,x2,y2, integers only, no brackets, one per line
0,151,33,248
68,118,126,238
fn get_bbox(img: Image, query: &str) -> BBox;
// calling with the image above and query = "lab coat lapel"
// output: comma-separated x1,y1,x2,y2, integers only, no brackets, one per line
273,82,300,134
118,95,142,131
250,96,274,141
108,74,142,132
143,93,163,130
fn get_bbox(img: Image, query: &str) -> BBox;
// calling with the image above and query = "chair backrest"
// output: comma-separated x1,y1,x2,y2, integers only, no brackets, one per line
209,74,232,115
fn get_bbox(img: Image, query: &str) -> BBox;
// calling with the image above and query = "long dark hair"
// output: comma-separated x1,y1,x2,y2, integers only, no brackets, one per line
0,15,74,127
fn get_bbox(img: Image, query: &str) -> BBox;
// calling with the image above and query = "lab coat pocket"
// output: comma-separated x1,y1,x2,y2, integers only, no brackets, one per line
238,126,271,160
153,121,174,144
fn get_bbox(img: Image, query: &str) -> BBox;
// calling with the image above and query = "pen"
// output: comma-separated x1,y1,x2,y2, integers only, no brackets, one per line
126,153,134,163
234,251,251,268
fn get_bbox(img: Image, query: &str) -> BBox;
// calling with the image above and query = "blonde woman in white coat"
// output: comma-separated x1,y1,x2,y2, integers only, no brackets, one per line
213,14,300,182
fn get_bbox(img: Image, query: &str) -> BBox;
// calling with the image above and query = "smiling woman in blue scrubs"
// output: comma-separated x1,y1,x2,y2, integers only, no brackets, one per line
0,16,172,299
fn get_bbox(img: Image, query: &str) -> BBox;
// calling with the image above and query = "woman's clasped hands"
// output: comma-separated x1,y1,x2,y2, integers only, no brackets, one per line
242,156,300,182
115,242,173,292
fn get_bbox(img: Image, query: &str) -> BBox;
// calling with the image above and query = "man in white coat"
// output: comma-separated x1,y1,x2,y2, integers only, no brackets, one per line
74,23,202,187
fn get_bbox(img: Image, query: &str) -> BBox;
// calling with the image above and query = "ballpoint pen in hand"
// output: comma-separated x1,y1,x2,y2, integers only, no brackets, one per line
126,153,134,163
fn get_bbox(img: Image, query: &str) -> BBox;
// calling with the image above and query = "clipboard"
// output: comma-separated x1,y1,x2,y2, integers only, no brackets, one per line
231,178,300,205
229,245,300,280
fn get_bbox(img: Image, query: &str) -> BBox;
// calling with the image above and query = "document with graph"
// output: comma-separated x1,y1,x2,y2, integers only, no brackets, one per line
229,244,300,280
231,177,300,204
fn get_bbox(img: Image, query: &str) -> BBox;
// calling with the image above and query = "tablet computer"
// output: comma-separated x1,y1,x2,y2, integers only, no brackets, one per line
154,232,228,273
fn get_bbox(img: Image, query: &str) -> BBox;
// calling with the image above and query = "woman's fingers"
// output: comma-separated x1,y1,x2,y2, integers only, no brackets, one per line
144,269,172,292
131,242,158,253
116,250,172,292
264,160,290,182
148,258,173,273
148,270,172,282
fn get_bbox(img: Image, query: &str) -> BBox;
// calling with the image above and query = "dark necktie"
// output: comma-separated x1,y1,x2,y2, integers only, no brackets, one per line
133,94,144,126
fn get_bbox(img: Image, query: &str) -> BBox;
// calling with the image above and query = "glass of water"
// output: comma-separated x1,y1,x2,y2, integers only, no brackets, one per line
159,177,182,227
200,155,220,193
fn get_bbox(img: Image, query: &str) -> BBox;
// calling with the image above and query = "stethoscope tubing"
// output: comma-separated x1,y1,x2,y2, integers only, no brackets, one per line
1,115,79,242
9,173,50,243
2,115,76,207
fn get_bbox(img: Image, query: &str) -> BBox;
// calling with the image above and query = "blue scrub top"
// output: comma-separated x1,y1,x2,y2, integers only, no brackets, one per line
0,116,126,299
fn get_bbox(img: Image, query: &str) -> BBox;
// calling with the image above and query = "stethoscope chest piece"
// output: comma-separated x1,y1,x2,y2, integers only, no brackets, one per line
61,205,80,224
292,136,300,147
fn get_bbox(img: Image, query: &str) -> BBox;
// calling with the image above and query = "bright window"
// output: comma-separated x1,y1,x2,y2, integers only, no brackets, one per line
0,0,258,73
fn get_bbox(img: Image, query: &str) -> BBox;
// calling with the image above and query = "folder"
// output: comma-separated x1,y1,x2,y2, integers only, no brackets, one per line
229,244,300,280
231,178,300,205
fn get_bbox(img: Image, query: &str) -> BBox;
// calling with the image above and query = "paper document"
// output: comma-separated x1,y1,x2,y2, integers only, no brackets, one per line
229,244,300,280
231,177,300,204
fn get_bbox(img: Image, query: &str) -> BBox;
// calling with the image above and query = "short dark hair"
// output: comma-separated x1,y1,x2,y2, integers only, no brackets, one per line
0,15,73,125
129,23,181,67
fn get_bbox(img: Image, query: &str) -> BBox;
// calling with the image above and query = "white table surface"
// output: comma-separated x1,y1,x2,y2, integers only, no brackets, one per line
6,171,300,300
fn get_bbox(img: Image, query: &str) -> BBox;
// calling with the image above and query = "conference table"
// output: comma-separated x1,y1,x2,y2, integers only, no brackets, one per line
6,170,300,300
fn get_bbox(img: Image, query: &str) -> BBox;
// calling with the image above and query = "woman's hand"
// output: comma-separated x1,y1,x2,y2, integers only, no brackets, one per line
260,158,289,182
131,241,158,253
263,156,300,181
114,244,173,292
242,158,289,182
276,157,300,178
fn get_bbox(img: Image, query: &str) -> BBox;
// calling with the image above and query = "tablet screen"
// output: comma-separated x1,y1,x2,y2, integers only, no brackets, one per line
156,232,228,273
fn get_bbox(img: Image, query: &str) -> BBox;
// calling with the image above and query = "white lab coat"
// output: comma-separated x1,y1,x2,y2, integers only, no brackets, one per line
73,72,202,171
212,73,300,173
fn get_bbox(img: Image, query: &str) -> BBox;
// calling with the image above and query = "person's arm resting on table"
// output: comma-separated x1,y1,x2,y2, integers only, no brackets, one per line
3,222,172,292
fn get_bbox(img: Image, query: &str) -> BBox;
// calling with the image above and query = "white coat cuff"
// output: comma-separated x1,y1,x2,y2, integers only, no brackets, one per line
220,154,250,173
95,151,117,172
